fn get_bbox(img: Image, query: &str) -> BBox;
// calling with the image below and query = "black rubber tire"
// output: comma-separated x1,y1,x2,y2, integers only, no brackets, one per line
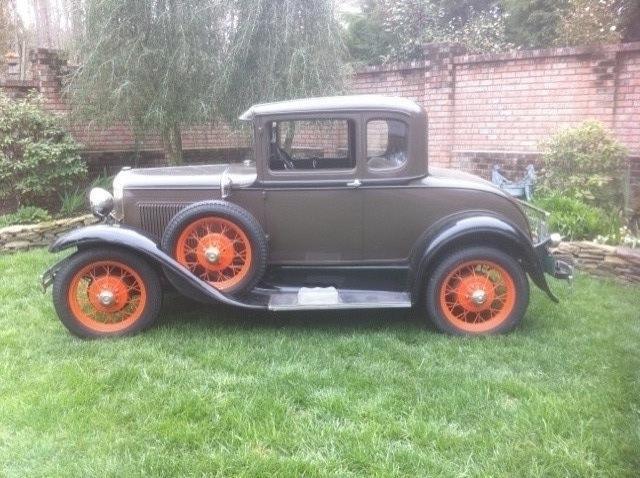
52,248,162,339
425,246,529,336
161,200,267,296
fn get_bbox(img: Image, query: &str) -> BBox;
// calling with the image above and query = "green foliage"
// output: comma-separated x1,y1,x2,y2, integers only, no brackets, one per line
558,0,625,46
216,0,346,121
620,0,640,41
381,1,512,60
540,121,627,214
502,0,566,49
447,5,513,53
0,93,86,210
0,206,51,227
344,0,516,63
68,0,345,165
58,188,86,217
342,10,391,66
344,0,639,63
67,0,223,165
533,194,620,240
90,171,115,191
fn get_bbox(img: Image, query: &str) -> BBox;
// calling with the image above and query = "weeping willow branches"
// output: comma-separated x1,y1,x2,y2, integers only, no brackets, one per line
66,0,345,164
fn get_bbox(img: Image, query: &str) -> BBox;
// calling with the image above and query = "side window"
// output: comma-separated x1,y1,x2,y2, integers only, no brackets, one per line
366,119,408,171
268,119,355,171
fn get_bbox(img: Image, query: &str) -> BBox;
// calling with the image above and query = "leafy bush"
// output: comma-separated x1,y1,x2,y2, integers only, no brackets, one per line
540,121,627,214
90,171,115,191
0,206,51,228
533,194,620,241
0,93,87,209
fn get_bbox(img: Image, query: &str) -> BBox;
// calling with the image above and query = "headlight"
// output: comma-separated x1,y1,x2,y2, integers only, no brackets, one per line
89,187,114,218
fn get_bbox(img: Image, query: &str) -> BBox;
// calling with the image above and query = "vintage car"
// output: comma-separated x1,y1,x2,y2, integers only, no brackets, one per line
42,95,572,338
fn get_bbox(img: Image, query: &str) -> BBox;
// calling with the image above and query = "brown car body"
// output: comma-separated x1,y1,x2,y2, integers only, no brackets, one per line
113,96,532,266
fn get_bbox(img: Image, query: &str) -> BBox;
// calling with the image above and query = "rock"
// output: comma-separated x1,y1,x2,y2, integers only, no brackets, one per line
0,225,28,235
3,240,31,251
615,247,640,265
603,256,629,266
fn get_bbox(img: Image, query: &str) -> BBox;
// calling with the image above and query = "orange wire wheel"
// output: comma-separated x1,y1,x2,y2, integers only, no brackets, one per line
174,216,253,291
438,260,517,333
67,260,148,333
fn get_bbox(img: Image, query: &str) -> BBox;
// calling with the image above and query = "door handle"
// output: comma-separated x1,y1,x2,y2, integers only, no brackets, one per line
347,179,362,188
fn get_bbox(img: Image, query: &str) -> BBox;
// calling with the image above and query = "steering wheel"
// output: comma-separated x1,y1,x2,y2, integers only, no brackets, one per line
277,147,295,170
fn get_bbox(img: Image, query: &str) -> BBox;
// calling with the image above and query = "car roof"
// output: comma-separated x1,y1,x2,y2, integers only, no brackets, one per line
238,95,423,120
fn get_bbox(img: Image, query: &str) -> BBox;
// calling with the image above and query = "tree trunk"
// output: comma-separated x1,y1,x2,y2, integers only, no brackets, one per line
162,122,183,166
283,121,296,154
33,0,53,48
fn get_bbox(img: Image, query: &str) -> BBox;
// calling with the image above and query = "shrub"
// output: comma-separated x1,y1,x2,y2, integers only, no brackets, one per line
533,194,620,241
58,188,86,217
540,121,627,214
0,206,51,228
90,171,115,191
0,93,87,209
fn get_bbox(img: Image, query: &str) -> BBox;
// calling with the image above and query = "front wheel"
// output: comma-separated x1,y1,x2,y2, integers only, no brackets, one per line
52,248,162,338
425,246,529,335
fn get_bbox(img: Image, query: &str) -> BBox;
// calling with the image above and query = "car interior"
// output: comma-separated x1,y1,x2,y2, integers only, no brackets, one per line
268,119,355,170
268,118,408,172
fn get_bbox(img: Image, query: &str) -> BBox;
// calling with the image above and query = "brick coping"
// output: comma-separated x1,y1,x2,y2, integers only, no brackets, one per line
356,41,640,73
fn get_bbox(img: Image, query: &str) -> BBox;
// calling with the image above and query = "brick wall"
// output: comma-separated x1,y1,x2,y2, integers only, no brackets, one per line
1,43,639,181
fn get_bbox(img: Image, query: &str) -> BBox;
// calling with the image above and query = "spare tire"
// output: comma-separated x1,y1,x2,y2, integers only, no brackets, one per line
161,201,267,295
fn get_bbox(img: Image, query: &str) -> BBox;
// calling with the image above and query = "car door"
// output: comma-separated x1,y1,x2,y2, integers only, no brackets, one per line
260,115,363,265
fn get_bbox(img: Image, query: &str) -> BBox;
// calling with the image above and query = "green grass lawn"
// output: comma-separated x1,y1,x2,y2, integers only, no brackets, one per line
0,249,638,477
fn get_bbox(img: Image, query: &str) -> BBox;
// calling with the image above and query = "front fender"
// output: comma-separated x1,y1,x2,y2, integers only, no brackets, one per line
409,214,557,303
48,225,265,309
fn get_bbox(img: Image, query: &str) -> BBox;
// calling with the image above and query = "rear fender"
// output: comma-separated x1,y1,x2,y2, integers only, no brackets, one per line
409,214,557,304
48,225,265,310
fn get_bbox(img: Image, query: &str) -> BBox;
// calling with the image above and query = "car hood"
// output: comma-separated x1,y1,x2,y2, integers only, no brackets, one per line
113,162,257,189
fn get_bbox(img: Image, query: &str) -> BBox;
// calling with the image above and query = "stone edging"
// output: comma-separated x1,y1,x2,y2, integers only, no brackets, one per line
0,215,96,253
553,241,640,284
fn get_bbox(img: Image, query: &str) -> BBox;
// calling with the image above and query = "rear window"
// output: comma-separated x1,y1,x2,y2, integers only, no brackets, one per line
366,119,408,171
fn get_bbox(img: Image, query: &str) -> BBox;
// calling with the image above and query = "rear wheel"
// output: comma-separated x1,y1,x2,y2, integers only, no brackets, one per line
52,248,162,338
425,247,529,335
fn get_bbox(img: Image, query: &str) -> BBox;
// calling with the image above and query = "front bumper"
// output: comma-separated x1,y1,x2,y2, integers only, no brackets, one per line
41,261,63,292
518,200,574,281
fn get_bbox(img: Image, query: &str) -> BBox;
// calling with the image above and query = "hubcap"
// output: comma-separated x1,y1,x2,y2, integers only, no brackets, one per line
470,289,487,305
205,247,221,264
98,289,116,306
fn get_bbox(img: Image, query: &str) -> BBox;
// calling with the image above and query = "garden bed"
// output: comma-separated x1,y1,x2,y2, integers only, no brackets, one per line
0,214,95,252
554,241,640,283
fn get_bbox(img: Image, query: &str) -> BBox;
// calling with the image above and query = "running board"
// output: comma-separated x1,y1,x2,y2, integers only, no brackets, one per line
267,287,412,311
